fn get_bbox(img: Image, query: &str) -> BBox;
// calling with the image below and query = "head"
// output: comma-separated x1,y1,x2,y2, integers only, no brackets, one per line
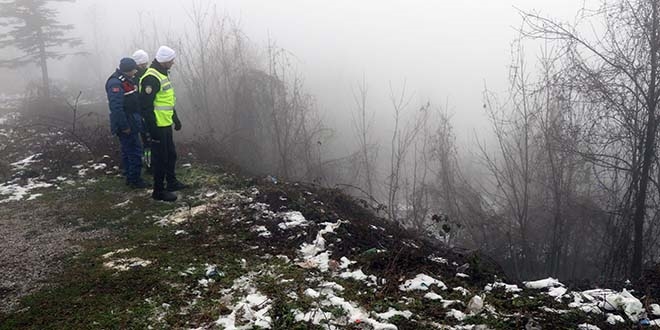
132,49,149,70
119,57,138,78
155,46,176,70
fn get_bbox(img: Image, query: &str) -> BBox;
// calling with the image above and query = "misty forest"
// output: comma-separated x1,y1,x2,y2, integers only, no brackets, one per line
2,0,660,329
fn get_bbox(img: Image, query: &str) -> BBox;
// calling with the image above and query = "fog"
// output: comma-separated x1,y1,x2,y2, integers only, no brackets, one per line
2,0,584,142
11,0,653,281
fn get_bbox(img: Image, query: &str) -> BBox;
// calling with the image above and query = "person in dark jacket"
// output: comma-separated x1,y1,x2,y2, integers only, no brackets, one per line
139,46,188,202
106,57,148,189
132,49,153,174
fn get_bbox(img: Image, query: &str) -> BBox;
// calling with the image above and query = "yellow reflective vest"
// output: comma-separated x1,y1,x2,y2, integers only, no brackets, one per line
140,67,176,127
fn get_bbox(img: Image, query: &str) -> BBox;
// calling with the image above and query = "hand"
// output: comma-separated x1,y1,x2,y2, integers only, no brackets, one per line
122,128,131,135
174,121,182,131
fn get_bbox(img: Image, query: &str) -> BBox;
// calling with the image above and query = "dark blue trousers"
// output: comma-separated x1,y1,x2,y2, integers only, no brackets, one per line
118,131,143,184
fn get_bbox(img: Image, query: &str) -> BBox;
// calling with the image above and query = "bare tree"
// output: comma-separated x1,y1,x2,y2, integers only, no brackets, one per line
521,0,660,278
385,81,428,222
351,75,378,197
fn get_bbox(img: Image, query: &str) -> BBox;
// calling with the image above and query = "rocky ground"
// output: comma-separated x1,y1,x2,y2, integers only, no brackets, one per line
1,110,660,329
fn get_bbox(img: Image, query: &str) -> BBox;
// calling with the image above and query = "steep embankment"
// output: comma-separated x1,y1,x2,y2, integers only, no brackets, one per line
1,110,659,329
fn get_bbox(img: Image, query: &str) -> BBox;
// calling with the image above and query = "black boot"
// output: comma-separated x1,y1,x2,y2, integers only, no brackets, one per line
166,180,189,192
152,190,177,202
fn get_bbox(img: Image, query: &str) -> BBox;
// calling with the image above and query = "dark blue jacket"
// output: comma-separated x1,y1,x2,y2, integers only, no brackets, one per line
106,69,143,135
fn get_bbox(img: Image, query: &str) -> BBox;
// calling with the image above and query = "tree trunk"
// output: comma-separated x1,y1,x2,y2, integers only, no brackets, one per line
36,27,50,98
631,0,659,279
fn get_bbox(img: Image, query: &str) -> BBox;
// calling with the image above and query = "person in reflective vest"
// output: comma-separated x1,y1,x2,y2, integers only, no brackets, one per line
139,46,188,202
106,57,148,189
132,49,153,174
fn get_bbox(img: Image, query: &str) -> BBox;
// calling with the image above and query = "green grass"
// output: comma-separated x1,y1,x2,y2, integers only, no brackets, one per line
0,166,261,329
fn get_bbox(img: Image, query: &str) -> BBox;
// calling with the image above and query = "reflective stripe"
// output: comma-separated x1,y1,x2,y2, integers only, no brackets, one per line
154,106,174,110
162,84,173,91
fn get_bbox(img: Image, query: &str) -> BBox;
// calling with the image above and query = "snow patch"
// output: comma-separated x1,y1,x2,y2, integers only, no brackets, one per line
11,153,41,170
214,274,272,329
251,225,272,238
484,281,522,293
295,220,345,271
650,303,660,316
374,308,412,320
103,258,152,271
156,205,209,226
0,178,53,203
524,277,564,289
424,292,443,300
399,274,447,291
446,309,466,321
278,211,309,230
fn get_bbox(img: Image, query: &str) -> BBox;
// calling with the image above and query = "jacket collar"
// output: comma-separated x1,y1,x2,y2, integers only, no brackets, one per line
150,60,169,76
114,69,130,83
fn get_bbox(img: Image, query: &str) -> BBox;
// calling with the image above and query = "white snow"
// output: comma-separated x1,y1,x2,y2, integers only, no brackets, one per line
323,295,397,330
304,288,321,298
251,225,272,238
399,274,447,291
568,288,644,321
91,163,107,171
26,193,43,200
430,256,448,264
339,269,378,286
215,292,272,329
446,309,466,321
424,292,443,300
10,153,41,170
103,258,152,271
339,256,355,269
599,289,644,321
606,313,625,324
484,281,522,293
650,303,660,316
295,220,345,272
0,178,53,203
524,277,564,289
293,308,333,325
577,324,600,330
318,281,344,292
156,205,209,226
214,274,273,330
548,286,568,300
453,287,470,296
375,308,412,320
278,211,309,230
466,295,483,315
112,200,131,208
102,248,133,259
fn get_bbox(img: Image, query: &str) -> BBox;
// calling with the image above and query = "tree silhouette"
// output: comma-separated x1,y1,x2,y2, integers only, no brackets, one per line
0,0,82,98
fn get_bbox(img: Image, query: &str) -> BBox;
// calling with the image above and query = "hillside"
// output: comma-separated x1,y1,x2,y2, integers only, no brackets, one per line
1,110,659,329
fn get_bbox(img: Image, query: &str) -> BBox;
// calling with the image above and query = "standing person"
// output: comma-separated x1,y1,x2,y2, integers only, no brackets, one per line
132,49,152,174
139,46,188,202
132,49,149,78
106,57,148,189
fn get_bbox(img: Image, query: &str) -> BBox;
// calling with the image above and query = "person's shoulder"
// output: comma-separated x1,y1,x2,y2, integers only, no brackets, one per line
106,77,123,95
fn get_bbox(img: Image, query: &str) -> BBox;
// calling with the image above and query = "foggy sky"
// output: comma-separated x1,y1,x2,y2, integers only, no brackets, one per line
2,0,588,146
